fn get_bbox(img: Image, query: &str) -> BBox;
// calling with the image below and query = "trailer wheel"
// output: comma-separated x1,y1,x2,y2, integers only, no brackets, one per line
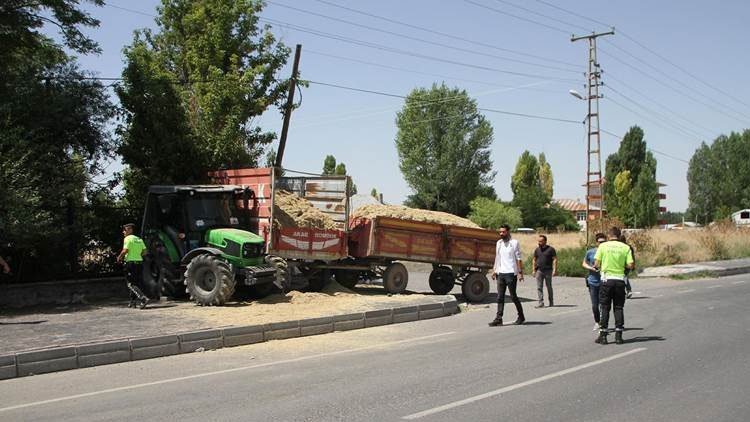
461,272,490,303
249,282,278,299
306,269,331,292
184,254,236,306
265,255,290,292
334,270,359,289
429,268,455,295
383,262,408,294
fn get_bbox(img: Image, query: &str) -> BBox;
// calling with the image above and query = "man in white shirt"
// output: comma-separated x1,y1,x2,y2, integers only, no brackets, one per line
489,224,526,326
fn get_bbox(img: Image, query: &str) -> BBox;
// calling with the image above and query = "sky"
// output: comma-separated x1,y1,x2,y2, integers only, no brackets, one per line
52,0,750,212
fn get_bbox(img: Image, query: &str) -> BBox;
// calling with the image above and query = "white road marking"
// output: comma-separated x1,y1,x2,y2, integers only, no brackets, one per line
706,285,723,289
402,347,647,420
677,289,696,294
731,281,746,285
548,309,582,317
0,332,455,413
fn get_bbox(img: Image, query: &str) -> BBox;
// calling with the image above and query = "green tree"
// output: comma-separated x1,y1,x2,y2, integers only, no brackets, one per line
538,152,554,199
468,197,523,230
117,0,291,206
0,0,116,279
604,126,659,227
395,83,495,216
687,130,750,222
335,163,347,175
322,155,337,175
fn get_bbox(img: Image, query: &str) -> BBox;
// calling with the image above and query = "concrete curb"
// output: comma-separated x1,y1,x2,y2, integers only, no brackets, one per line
0,296,459,381
638,262,750,279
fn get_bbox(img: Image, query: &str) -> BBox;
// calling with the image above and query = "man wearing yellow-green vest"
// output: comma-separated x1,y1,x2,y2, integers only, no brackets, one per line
117,223,149,309
594,226,635,345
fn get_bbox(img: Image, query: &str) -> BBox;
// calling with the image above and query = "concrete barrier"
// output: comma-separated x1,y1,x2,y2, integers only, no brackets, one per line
0,296,459,380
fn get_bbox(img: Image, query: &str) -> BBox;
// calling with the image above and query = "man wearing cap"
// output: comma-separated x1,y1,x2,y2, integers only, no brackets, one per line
594,227,635,345
117,223,149,309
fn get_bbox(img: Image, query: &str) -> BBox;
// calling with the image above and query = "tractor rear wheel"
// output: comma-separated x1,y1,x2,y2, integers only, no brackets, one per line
184,254,236,306
461,272,490,303
429,267,455,295
383,262,408,294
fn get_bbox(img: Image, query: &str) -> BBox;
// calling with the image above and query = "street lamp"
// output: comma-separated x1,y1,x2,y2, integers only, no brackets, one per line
569,89,584,100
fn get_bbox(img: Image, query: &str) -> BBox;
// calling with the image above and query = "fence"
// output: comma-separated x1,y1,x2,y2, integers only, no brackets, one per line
0,205,139,284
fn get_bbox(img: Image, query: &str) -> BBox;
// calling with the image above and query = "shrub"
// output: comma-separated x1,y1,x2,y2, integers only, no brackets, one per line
697,231,729,261
524,246,588,277
653,244,682,266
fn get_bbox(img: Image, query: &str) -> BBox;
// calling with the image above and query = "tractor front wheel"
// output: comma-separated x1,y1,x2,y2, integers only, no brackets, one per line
184,254,236,306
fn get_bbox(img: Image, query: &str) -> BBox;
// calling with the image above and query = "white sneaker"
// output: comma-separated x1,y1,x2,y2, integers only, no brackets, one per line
593,323,600,331
626,291,633,299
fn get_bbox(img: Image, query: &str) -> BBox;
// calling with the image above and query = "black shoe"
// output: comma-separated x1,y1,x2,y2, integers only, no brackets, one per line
615,331,624,344
595,332,608,345
139,298,149,309
128,300,136,308
513,317,525,325
488,318,503,327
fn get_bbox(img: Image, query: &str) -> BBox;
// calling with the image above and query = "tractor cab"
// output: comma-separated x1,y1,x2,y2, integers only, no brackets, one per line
141,185,281,305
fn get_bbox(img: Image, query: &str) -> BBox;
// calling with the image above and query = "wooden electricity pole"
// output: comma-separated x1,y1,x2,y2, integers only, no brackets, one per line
275,44,302,169
572,30,614,245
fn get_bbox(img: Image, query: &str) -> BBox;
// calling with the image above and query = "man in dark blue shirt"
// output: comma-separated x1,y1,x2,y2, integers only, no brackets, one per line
582,233,607,331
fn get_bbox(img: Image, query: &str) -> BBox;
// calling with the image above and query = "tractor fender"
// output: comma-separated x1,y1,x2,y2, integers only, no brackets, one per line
181,247,224,265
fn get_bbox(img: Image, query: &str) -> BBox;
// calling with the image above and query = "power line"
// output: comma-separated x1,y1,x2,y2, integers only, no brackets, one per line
616,31,750,112
490,0,592,33
307,80,582,123
599,48,750,126
605,95,700,142
266,1,581,73
605,73,717,139
529,0,750,119
605,84,708,141
462,0,571,34
601,41,750,123
260,17,583,83
308,0,583,68
305,49,564,94
600,129,690,164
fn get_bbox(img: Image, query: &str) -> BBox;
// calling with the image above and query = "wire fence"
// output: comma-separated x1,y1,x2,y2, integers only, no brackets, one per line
0,205,140,284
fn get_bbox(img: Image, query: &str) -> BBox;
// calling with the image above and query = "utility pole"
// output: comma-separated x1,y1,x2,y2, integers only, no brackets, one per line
275,44,302,169
572,29,614,245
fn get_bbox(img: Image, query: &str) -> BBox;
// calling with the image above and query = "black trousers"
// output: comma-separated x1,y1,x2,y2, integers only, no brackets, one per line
496,273,525,320
599,279,626,331
125,262,147,302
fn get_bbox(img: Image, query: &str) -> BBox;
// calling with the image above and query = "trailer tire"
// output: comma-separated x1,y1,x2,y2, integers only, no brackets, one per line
249,282,278,299
383,262,408,294
265,255,290,292
429,268,455,295
335,270,359,289
184,254,236,306
461,272,490,303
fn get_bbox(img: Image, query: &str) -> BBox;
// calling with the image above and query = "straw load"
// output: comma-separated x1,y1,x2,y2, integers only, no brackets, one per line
273,190,337,230
350,204,480,229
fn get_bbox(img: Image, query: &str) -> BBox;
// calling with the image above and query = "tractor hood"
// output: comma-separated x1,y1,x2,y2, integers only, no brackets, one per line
206,228,265,245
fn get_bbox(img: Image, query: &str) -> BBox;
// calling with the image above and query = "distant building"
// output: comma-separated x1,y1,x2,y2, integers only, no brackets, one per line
553,198,606,229
657,182,668,225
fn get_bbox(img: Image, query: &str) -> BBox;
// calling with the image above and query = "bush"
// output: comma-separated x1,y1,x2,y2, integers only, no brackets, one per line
626,231,656,254
697,231,729,261
654,244,682,266
524,246,588,277
468,197,523,230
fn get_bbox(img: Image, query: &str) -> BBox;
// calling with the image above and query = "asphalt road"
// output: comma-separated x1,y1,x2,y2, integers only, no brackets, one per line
1,273,748,421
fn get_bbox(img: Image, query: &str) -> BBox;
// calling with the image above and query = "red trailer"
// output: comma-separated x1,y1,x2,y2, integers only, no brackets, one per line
345,216,496,302
210,167,496,302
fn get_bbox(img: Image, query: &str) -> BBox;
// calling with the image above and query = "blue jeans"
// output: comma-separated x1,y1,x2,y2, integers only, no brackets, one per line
588,284,601,323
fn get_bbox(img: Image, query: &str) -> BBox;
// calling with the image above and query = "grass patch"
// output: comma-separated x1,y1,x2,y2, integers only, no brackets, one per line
669,271,718,280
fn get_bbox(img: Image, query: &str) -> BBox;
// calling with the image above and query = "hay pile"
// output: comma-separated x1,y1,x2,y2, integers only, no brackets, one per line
274,190,337,229
351,204,480,228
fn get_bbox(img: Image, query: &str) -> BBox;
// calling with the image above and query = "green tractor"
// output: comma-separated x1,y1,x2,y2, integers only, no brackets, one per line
141,185,286,306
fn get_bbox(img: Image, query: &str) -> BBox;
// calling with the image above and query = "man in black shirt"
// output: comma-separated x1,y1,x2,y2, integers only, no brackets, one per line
532,234,557,307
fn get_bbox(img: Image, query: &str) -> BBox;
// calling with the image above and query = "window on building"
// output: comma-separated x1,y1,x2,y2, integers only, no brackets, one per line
576,211,587,221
